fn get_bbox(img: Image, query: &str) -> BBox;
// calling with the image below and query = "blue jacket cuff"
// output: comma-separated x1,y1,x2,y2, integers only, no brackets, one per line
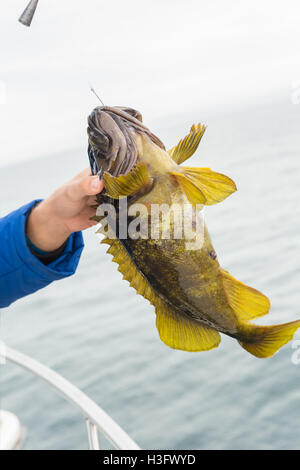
0,200,84,307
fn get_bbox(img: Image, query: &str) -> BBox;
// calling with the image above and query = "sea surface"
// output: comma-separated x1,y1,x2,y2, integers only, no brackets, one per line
1,96,300,450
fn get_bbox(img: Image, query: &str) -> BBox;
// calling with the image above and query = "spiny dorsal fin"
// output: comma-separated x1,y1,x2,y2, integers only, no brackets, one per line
102,235,221,352
101,236,163,307
168,123,206,164
220,268,270,322
104,163,152,199
170,167,237,206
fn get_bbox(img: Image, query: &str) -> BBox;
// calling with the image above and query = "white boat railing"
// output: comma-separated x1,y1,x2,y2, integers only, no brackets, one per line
0,346,140,450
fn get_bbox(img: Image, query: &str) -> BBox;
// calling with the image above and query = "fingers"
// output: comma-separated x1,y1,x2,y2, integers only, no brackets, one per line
78,205,100,229
87,195,98,205
84,205,98,219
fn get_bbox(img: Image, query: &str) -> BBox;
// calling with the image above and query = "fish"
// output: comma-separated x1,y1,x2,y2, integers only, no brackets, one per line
87,105,300,358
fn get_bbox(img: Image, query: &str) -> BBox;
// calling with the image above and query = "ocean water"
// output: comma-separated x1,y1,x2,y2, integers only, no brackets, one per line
1,96,300,450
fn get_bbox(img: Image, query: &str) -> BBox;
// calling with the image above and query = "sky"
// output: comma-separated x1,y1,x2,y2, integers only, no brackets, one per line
0,0,299,167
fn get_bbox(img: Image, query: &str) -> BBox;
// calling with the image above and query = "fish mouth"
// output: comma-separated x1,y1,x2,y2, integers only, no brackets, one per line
87,106,165,178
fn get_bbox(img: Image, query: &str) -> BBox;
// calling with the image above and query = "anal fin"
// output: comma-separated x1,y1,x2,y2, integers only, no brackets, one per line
221,268,270,322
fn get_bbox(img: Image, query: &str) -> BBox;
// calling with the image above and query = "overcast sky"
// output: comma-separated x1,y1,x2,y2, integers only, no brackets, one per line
0,0,299,167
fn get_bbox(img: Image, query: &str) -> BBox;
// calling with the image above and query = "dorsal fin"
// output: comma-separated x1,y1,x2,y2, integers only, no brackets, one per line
101,235,221,352
220,268,270,322
156,305,221,352
104,163,152,199
168,123,206,164
101,236,163,306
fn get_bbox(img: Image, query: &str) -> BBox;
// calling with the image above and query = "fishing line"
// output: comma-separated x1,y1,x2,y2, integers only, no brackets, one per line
90,87,105,106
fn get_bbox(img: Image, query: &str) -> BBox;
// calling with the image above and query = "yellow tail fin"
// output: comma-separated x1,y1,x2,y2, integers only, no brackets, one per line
239,320,300,358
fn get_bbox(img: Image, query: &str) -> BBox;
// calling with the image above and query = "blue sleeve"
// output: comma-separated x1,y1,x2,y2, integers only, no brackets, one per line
0,200,84,308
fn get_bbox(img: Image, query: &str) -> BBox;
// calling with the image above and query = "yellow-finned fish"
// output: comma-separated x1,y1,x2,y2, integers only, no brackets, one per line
87,106,300,358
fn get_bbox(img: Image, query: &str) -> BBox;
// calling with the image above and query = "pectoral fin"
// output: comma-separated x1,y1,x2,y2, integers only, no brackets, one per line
156,305,221,352
170,171,207,205
168,123,206,164
221,268,270,322
170,167,236,206
104,163,152,199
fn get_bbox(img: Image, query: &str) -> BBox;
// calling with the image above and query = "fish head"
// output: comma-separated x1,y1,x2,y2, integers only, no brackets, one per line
87,106,165,178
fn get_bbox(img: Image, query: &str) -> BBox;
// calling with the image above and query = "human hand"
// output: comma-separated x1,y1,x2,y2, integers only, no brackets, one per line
26,169,104,252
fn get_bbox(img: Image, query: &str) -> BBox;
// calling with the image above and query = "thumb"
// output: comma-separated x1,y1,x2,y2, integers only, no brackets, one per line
68,175,104,200
87,175,104,195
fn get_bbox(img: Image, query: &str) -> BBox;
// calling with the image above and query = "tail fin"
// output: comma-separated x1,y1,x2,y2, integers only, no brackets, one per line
239,320,300,358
